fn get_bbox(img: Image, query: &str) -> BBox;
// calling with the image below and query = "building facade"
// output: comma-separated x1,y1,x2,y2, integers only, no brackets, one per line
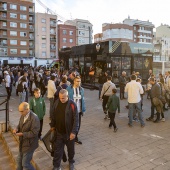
58,24,76,50
0,0,35,65
35,12,58,59
94,17,154,44
153,24,170,61
65,19,93,46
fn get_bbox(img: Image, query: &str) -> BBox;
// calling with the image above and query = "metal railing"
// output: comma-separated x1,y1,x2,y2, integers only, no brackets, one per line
0,95,9,132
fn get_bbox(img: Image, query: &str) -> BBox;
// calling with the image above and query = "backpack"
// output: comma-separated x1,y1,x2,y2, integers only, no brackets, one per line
17,82,24,92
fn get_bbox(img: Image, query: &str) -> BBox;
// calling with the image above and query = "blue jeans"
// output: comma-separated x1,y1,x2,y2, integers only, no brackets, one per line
128,101,145,126
16,151,35,170
19,92,26,104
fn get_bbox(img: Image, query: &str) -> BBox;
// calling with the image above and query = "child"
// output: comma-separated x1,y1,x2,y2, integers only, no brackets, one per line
29,88,46,139
106,89,120,132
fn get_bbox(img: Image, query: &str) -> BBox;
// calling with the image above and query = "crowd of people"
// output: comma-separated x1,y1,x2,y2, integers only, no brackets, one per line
0,64,170,170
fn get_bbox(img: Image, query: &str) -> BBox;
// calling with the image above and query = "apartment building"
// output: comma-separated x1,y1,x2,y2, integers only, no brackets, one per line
65,19,93,46
35,12,58,59
0,0,35,62
94,17,154,44
58,24,76,49
154,24,170,61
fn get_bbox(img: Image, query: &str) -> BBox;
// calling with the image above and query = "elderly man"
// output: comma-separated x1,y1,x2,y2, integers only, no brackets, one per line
13,102,40,170
119,71,127,100
50,89,79,170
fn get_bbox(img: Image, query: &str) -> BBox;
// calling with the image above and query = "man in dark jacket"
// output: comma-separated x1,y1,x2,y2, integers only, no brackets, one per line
119,71,127,100
146,78,161,123
13,102,40,170
50,89,79,170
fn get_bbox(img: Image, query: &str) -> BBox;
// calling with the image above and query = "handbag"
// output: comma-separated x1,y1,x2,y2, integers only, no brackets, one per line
102,85,111,99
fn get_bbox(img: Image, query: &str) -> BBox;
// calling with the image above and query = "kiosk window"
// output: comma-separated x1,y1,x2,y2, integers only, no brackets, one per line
122,57,131,69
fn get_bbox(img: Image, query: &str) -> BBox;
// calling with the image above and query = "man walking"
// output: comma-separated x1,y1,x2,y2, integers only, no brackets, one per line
50,89,79,170
125,74,145,127
100,76,116,119
67,76,86,144
13,102,40,170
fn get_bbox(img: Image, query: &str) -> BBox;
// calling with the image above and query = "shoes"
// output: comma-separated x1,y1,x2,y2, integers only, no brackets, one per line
75,139,82,145
128,123,133,127
141,124,145,128
104,114,108,119
153,119,160,123
69,163,74,170
146,117,154,121
62,152,67,162
125,105,129,109
107,117,110,120
53,167,61,170
114,128,118,132
163,107,168,111
161,118,165,122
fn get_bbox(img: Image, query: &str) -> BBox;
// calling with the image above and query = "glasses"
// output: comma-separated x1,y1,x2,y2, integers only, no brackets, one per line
19,110,24,112
76,81,81,82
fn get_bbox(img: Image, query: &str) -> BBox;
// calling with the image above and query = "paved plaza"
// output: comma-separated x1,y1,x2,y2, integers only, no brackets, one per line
1,86,170,170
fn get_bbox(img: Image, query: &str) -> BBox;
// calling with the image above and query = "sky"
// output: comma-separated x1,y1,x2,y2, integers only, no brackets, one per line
35,0,170,35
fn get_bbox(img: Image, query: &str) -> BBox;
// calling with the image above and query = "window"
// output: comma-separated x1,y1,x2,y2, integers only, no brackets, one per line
42,27,46,32
42,43,46,48
10,31,17,36
20,14,27,20
2,22,6,26
134,26,136,30
63,38,66,43
62,46,66,48
70,39,73,43
20,50,27,54
20,6,27,11
42,51,46,57
42,35,46,39
20,23,27,28
20,32,27,37
3,31,7,35
10,13,17,18
41,19,46,23
10,22,17,28
10,4,17,10
20,41,27,45
10,40,17,45
70,31,73,35
79,31,85,36
63,30,67,35
10,49,17,54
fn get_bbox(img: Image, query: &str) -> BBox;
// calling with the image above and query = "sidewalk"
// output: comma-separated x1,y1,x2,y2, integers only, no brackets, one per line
0,85,170,169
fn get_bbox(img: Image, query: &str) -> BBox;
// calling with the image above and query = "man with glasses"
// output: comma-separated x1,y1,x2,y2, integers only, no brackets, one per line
67,76,86,145
50,89,79,170
13,102,40,170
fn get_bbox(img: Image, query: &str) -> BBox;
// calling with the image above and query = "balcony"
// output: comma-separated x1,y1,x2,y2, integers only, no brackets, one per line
0,25,7,29
0,15,7,20
50,47,56,51
29,45,34,48
50,38,56,42
50,23,56,27
50,32,56,35
29,8,34,15
29,27,34,32
0,42,7,46
0,6,7,12
29,36,34,40
29,19,34,23
0,34,7,38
